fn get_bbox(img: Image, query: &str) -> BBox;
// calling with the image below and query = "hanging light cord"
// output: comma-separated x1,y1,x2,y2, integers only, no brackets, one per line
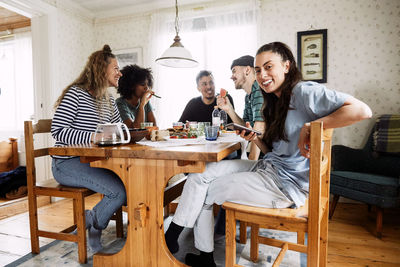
174,0,180,35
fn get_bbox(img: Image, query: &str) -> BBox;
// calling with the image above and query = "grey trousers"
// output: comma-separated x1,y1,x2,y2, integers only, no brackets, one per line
172,159,293,252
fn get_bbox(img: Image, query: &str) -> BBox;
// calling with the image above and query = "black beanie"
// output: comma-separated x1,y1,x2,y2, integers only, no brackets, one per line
230,55,254,70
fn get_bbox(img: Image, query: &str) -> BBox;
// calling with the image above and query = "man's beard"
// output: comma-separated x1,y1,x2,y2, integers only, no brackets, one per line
235,84,242,89
234,79,244,89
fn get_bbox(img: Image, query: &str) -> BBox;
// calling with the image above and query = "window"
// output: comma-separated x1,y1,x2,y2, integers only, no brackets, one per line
0,31,34,134
150,2,258,129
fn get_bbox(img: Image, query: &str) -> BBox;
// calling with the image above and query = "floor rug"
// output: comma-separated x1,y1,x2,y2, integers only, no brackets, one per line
6,215,305,267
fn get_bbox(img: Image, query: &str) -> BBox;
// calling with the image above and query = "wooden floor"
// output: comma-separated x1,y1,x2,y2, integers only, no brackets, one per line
0,194,399,266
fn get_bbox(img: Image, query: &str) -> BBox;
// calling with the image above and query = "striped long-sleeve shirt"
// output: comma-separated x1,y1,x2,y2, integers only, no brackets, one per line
51,86,121,157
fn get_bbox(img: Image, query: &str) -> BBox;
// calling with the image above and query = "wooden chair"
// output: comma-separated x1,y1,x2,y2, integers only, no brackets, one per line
0,137,18,172
25,119,123,264
163,175,187,217
223,121,333,267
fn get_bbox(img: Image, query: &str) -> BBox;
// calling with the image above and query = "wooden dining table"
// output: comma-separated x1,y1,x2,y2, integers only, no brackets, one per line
49,141,240,266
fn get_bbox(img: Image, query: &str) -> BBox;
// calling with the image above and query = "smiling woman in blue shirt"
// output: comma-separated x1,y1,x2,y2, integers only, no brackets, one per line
164,41,372,267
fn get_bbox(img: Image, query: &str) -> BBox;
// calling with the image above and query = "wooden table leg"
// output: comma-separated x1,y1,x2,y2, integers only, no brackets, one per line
90,158,205,267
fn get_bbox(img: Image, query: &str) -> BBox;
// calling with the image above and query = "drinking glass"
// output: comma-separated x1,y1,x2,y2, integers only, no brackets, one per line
172,122,184,130
189,122,198,131
197,122,205,136
205,126,219,141
140,122,153,129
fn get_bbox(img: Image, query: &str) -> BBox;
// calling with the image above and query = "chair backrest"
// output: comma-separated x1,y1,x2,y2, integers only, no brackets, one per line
0,138,18,172
308,122,333,254
24,119,52,186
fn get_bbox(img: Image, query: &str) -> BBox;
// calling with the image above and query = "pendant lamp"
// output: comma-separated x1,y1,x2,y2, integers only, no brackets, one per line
155,0,199,68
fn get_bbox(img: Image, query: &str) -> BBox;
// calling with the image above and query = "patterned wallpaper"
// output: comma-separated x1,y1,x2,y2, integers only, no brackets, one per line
259,0,400,148
54,9,94,102
46,0,399,149
94,15,151,67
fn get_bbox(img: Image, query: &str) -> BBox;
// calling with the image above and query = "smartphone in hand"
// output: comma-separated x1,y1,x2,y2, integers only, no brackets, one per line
226,123,262,136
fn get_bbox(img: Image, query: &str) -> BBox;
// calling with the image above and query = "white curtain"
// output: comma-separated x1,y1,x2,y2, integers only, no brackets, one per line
0,30,33,133
149,0,259,129
0,40,15,130
14,31,34,129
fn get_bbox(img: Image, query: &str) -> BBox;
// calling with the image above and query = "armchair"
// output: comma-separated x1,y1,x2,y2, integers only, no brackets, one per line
329,126,400,238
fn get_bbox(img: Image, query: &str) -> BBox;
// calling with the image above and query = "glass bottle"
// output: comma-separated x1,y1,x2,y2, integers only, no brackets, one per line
220,109,227,129
212,106,221,127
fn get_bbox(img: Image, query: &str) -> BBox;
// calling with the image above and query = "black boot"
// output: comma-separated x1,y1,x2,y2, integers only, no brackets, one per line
165,222,184,254
185,251,216,267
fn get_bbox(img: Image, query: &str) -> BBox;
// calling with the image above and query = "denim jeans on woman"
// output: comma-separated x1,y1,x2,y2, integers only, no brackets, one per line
52,157,126,230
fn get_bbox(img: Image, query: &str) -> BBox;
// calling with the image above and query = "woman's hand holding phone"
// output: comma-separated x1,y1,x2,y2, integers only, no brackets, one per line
238,122,258,141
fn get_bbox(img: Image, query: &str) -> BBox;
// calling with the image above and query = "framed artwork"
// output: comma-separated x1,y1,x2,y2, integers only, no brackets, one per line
114,47,143,68
297,29,327,83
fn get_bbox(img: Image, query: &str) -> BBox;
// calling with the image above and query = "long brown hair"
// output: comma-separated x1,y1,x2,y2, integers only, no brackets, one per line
54,45,116,108
257,42,302,149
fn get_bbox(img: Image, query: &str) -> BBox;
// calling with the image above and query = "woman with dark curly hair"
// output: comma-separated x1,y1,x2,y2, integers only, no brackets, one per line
116,64,157,128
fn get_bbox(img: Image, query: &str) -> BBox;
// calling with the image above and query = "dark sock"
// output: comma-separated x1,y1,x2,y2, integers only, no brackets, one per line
165,222,183,254
185,251,216,267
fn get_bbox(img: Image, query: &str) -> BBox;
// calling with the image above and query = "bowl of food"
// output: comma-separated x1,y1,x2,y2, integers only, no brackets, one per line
128,128,148,143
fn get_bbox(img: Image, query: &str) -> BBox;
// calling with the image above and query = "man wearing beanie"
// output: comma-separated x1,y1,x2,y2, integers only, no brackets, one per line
217,55,265,160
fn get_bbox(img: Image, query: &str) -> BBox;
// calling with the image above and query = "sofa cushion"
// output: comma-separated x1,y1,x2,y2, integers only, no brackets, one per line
331,171,399,197
330,184,400,208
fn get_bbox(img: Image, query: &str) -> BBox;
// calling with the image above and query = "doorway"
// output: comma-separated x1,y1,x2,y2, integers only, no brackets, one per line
0,6,33,213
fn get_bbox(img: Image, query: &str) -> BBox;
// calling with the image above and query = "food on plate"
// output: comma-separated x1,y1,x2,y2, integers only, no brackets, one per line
168,122,199,139
169,130,197,139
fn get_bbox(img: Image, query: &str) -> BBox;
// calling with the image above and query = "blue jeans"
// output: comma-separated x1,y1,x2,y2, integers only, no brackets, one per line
52,157,126,230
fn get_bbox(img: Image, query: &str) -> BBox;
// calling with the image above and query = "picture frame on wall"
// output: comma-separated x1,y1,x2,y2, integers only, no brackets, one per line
115,47,143,68
297,29,327,83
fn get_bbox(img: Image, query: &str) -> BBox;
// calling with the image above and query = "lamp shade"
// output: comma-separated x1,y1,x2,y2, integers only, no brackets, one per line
156,35,199,68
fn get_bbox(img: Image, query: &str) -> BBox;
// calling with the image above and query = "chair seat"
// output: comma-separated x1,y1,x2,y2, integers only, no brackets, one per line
223,196,330,232
331,171,399,197
36,179,94,194
223,201,308,232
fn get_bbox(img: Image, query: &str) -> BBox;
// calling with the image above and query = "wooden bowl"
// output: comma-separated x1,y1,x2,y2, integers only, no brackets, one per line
128,129,148,143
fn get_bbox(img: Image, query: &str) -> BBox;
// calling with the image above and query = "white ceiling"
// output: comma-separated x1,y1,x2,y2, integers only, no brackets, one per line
69,0,212,18
69,0,157,13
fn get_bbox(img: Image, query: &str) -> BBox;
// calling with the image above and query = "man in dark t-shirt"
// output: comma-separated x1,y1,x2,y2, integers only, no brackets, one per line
179,70,234,123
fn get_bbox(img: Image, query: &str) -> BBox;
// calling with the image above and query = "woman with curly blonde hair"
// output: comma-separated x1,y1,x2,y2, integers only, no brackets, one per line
51,45,126,252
